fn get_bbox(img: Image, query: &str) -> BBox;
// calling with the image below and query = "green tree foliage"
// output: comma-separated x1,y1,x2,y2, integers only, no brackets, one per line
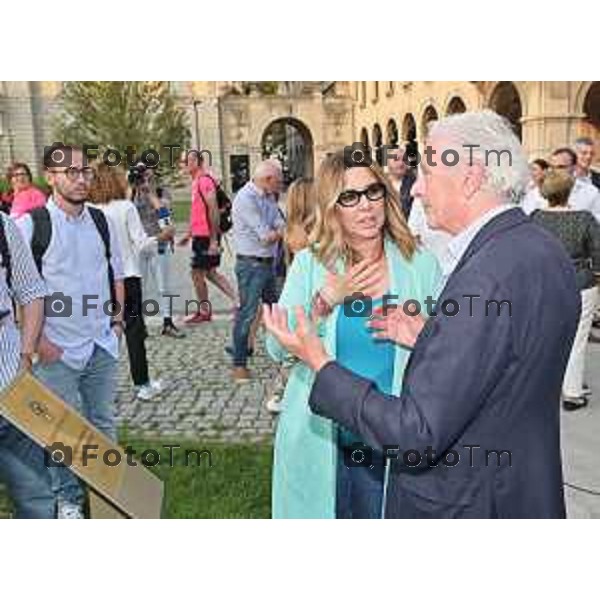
54,82,190,175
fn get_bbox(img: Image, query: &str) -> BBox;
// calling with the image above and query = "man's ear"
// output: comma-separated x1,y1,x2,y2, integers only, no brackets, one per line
44,169,55,188
463,162,485,200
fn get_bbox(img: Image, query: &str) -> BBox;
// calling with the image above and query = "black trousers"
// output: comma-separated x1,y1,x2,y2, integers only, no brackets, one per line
124,277,150,387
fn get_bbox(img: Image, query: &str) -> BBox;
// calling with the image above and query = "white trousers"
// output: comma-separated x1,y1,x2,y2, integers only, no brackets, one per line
563,286,598,397
139,245,173,319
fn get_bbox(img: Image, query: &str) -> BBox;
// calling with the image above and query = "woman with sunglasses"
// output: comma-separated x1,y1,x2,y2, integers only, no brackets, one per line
6,163,47,219
266,152,441,519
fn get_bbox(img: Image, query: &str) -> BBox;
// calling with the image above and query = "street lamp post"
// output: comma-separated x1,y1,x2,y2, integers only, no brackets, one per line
193,100,202,150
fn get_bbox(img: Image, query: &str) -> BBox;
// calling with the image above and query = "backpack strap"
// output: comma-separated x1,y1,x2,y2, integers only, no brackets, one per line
0,214,11,291
88,206,116,310
30,206,52,275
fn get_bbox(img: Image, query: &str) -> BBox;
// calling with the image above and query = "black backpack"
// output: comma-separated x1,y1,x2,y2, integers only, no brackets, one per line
29,206,116,308
0,214,12,291
199,175,233,234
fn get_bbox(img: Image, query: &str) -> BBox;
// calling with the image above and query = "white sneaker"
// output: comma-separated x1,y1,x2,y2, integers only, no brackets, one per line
265,396,283,414
57,501,84,519
136,379,165,401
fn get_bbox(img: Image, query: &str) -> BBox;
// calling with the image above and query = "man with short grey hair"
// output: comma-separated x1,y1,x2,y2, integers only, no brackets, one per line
264,111,581,518
574,137,600,191
230,160,285,381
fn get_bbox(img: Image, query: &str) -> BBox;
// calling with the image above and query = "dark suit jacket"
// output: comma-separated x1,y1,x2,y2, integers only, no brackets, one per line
399,171,416,219
309,208,581,518
590,169,600,192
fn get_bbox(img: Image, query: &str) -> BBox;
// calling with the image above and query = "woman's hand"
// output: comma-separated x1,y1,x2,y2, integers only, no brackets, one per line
367,304,426,349
263,304,332,372
321,259,382,307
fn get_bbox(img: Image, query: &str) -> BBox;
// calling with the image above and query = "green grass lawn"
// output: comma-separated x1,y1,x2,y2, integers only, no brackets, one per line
170,201,190,224
0,439,273,519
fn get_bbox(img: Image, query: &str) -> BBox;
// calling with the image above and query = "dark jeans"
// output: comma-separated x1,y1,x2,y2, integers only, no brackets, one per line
232,257,278,367
0,419,55,518
336,427,385,519
124,277,150,386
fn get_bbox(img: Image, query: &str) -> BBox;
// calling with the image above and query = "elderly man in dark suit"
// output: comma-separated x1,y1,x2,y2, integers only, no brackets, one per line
263,111,581,519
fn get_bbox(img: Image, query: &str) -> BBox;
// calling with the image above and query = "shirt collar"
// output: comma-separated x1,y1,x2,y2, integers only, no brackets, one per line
442,204,514,277
47,196,91,224
248,180,269,199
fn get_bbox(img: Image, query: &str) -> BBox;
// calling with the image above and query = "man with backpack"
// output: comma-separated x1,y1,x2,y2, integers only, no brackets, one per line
178,150,237,323
16,144,125,519
0,211,54,518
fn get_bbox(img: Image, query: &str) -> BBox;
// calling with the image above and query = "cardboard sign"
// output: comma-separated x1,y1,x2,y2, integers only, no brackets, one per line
0,371,163,519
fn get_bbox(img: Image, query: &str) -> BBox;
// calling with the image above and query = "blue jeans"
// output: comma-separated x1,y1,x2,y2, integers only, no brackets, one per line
0,420,54,518
32,344,118,510
336,427,386,519
232,257,278,367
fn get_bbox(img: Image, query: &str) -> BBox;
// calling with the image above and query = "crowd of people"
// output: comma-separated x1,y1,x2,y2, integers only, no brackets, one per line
0,111,598,518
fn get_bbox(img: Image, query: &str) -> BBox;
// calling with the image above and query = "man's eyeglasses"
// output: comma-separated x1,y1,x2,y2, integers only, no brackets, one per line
336,182,387,208
54,167,95,183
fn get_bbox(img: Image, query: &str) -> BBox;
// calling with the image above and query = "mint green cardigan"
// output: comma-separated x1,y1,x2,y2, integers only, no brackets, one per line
266,237,441,518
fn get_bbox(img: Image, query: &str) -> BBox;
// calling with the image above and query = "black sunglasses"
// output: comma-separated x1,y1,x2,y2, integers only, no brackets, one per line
336,182,387,208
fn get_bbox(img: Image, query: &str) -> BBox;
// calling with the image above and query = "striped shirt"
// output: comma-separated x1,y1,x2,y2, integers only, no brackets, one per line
0,213,47,393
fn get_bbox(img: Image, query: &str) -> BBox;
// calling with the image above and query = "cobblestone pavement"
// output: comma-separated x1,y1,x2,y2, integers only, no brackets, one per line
116,319,280,443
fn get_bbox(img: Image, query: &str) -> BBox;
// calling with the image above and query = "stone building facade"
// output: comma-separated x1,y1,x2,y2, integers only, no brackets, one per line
1,81,598,191
341,81,600,164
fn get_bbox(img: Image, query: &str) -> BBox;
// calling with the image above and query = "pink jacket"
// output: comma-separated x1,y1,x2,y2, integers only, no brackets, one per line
10,186,47,219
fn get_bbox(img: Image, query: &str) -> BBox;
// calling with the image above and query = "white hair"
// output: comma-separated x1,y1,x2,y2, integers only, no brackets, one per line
254,159,282,180
428,110,529,203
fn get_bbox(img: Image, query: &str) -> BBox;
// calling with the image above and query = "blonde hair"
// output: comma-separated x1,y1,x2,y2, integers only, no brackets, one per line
286,178,315,238
541,170,575,207
309,152,416,268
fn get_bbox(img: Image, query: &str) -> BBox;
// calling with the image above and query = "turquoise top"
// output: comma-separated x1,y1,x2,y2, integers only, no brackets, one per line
336,296,395,448
267,237,442,518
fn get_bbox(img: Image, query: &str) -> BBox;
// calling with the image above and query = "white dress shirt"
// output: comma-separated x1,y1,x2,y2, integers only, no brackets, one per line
436,205,515,295
521,186,546,215
17,197,124,370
